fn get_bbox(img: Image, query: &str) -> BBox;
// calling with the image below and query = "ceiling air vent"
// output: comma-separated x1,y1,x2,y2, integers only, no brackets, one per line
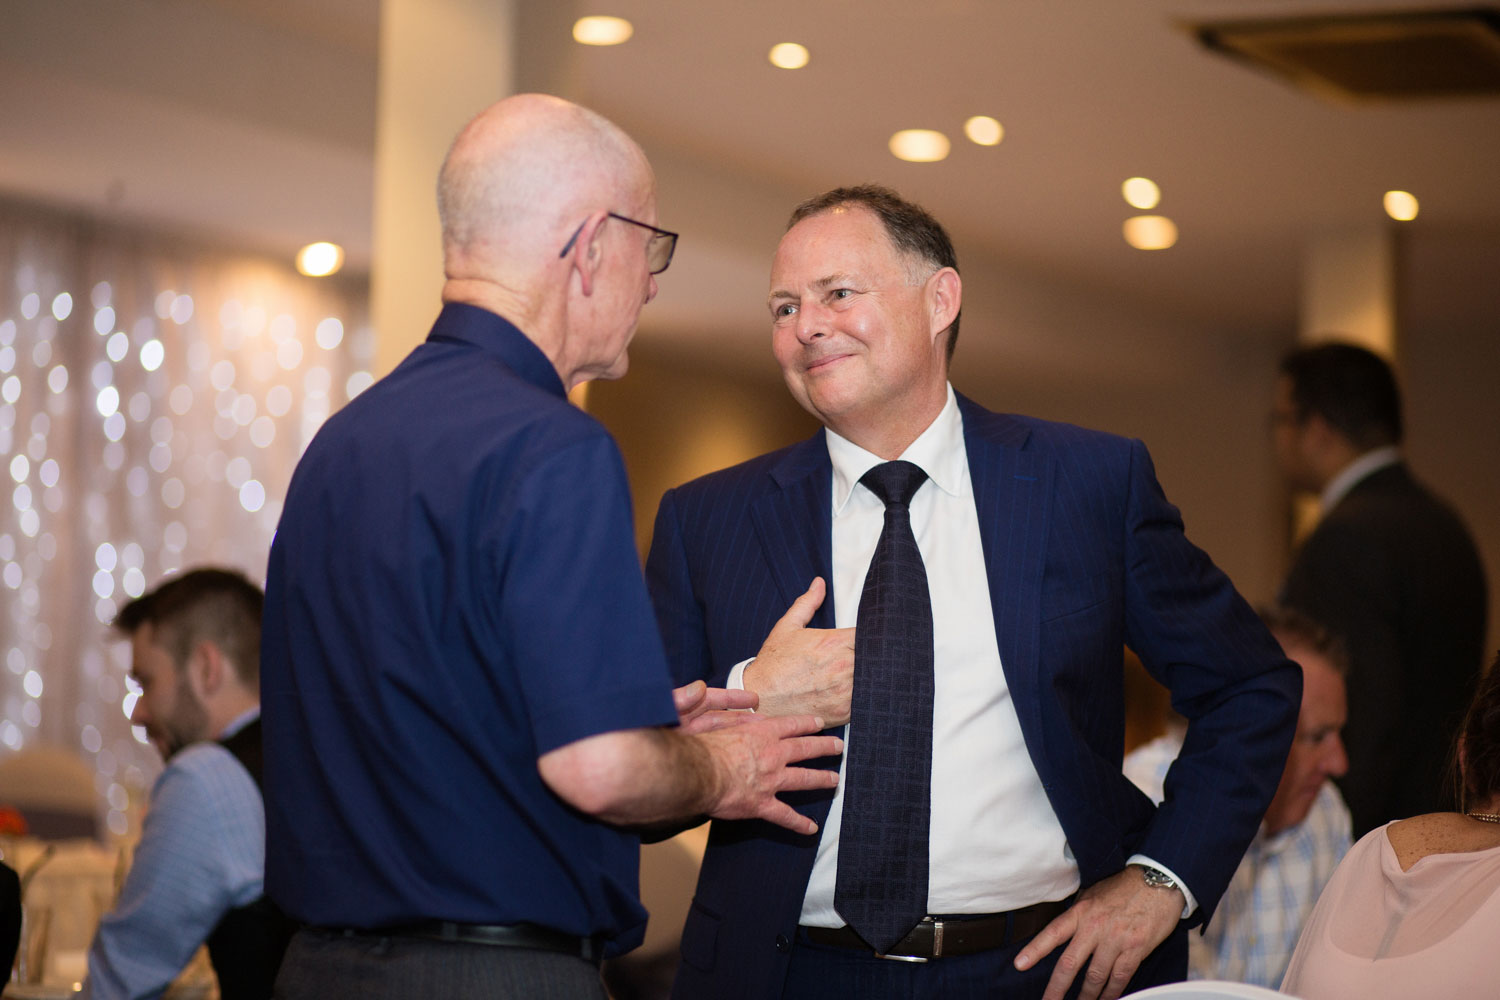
1189,6,1500,101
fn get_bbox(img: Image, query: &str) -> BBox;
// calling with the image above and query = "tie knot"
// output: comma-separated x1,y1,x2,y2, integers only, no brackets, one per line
860,460,928,509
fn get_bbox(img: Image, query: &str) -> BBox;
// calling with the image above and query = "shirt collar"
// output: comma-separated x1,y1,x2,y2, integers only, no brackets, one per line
218,705,260,741
1320,445,1401,511
826,384,966,515
425,301,566,400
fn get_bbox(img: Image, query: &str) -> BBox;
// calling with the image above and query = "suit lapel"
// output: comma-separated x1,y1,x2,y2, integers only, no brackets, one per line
749,433,841,832
959,396,1053,741
750,432,836,629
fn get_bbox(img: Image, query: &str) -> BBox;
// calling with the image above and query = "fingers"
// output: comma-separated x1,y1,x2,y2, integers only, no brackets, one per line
697,687,758,713
776,763,842,792
1047,940,1131,1000
1098,954,1138,1000
770,577,826,635
756,713,829,740
1013,911,1072,971
672,680,707,717
679,709,759,736
757,798,819,836
776,735,845,768
675,683,757,733
1042,938,1096,1000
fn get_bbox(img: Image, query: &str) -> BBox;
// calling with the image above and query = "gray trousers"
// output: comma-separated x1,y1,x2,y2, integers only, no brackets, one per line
273,927,609,1000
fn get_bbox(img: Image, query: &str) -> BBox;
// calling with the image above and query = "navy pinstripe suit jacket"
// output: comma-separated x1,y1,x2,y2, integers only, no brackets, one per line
645,393,1300,1000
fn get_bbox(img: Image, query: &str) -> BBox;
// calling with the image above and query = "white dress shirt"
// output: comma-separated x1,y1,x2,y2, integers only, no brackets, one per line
806,386,1080,923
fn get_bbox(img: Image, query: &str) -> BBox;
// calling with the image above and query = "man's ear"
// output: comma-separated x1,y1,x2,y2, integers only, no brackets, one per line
563,211,610,297
926,267,961,346
186,640,227,701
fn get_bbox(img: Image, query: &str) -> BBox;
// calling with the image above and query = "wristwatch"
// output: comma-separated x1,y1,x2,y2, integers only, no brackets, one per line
1134,863,1178,892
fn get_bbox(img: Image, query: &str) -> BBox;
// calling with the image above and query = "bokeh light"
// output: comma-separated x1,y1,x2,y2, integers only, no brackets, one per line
0,213,366,815
573,15,633,45
1384,190,1419,221
889,129,951,163
769,43,810,69
964,116,1004,146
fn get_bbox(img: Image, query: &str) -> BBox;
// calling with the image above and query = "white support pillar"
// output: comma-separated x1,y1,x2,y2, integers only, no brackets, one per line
1299,225,1398,357
370,0,516,376
1291,224,1401,540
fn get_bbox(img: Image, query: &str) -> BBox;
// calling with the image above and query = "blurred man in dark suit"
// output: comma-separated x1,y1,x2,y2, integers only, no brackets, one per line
1274,342,1488,836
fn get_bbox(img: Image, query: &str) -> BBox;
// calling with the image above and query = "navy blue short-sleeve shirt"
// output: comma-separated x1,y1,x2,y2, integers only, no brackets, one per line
261,303,678,953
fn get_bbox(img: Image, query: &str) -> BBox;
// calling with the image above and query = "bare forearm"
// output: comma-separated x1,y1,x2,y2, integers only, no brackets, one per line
539,716,842,835
539,728,720,827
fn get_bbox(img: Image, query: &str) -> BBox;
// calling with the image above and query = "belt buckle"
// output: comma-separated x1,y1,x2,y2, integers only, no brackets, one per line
874,917,937,962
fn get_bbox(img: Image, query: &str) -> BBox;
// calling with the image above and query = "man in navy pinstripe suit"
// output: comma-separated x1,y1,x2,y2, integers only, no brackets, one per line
645,186,1301,1000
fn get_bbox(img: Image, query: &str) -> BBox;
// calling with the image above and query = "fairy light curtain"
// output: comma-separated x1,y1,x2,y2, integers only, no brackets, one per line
0,198,373,836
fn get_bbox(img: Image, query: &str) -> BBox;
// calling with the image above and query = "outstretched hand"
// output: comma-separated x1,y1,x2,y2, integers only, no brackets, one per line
698,713,842,835
745,577,856,724
1013,866,1184,1000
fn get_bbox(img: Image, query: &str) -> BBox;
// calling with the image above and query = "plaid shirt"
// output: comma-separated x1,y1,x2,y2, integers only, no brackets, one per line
1125,732,1352,989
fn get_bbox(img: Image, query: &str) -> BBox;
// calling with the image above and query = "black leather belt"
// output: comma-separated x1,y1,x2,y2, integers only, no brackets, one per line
801,897,1073,961
337,921,603,965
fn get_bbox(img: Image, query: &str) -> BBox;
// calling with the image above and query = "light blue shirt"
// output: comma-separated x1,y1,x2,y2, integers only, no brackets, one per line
83,724,265,1000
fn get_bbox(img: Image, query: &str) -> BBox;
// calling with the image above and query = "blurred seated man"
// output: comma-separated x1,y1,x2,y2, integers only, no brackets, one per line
83,568,294,1000
1124,607,1351,989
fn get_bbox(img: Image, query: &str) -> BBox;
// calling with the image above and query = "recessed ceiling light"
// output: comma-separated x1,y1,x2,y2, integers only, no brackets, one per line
963,116,1004,146
1384,190,1419,221
889,129,951,163
769,42,810,69
1123,216,1178,250
573,16,633,46
1122,177,1161,210
296,242,344,277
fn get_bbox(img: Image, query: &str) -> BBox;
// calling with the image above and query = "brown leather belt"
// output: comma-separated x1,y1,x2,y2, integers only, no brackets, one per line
801,896,1073,961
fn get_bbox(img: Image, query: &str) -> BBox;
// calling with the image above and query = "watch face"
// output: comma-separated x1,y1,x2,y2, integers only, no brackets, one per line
1142,867,1175,889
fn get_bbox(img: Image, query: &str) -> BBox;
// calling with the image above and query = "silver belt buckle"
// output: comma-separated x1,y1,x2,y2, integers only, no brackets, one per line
874,917,938,962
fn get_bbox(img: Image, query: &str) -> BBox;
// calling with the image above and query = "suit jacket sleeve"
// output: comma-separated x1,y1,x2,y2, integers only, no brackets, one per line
1117,439,1301,919
647,486,719,688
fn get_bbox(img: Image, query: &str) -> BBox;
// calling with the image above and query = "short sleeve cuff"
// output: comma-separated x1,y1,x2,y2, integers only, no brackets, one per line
530,683,678,755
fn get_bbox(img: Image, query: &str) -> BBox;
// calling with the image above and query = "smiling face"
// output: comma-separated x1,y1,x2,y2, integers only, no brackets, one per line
1263,642,1349,835
768,205,957,456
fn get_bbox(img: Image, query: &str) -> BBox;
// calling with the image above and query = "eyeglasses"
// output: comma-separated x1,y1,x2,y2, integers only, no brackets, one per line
558,212,679,275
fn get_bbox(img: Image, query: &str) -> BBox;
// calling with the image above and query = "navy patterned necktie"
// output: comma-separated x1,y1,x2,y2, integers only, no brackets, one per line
834,459,934,953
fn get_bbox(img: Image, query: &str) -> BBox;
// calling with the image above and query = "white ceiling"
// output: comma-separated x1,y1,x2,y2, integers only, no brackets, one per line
4,0,1499,347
